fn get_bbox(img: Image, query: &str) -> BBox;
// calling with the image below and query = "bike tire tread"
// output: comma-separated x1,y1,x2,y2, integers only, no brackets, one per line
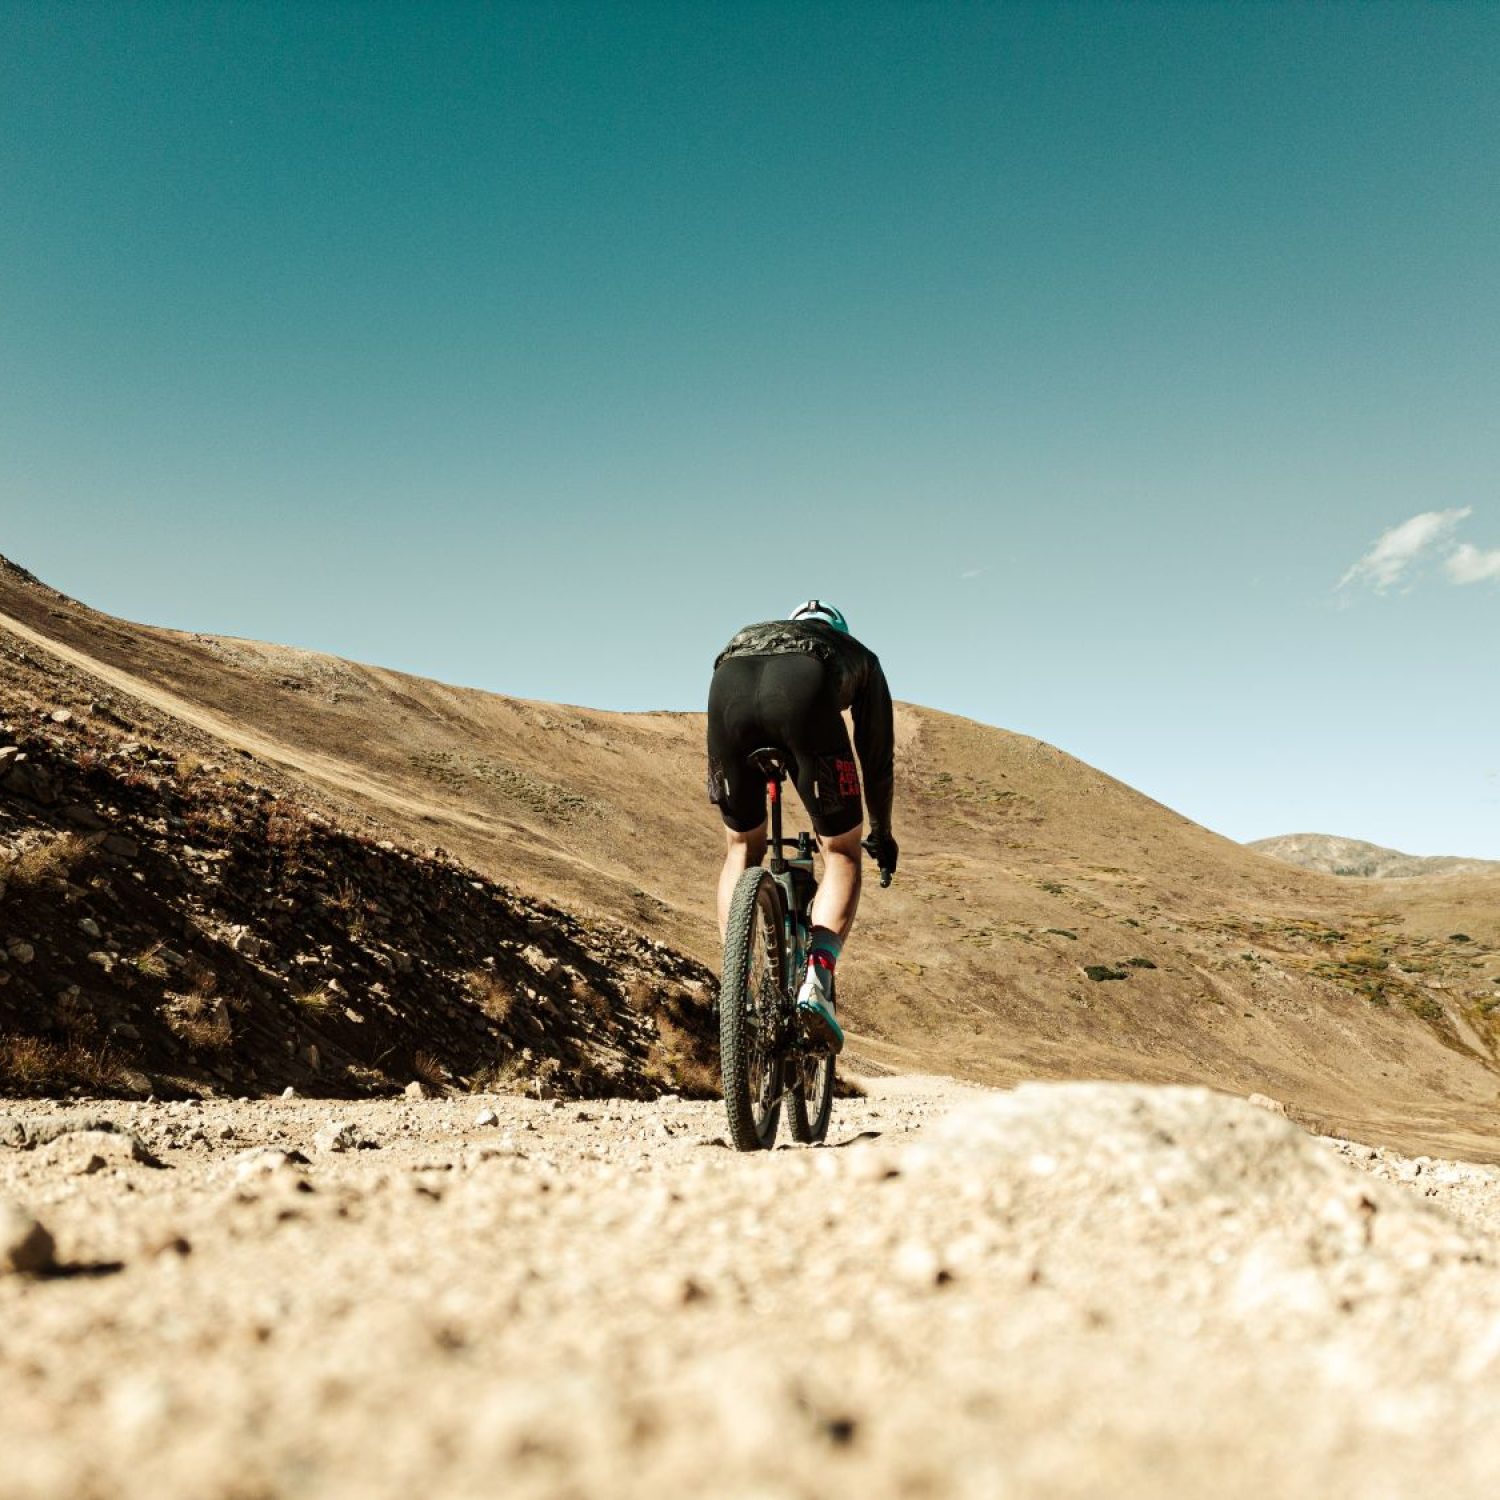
719,868,783,1152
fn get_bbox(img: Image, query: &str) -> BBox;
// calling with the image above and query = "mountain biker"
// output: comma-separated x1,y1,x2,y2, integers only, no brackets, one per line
706,600,898,1054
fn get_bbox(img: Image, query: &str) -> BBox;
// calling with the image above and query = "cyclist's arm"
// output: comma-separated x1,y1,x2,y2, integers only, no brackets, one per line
852,655,895,839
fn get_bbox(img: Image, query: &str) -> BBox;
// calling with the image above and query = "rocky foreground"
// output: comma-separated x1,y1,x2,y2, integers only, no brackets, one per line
5,1078,1500,1499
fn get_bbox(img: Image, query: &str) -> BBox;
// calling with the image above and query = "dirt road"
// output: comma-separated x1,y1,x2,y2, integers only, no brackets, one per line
6,1076,1500,1499
0,606,509,841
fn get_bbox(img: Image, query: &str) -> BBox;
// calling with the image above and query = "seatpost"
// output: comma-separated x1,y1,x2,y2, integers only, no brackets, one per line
767,774,785,872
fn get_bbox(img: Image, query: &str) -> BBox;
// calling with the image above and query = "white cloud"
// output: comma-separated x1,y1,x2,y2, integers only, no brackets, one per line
1338,507,1472,591
958,567,985,580
1445,542,1500,586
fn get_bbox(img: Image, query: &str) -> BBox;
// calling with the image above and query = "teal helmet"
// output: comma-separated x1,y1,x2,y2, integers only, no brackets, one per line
789,599,849,633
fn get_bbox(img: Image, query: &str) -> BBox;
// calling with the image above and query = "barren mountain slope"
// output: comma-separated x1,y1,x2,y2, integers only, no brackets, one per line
1249,832,1500,879
3,556,1497,1153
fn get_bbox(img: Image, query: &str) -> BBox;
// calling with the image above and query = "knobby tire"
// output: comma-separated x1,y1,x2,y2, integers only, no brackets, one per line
719,868,787,1151
788,1046,834,1143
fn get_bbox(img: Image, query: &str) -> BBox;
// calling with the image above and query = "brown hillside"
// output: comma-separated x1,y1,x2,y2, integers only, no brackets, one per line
2,554,1497,1154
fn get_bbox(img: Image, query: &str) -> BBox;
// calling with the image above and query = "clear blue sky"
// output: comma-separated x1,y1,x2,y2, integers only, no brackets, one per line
3,3,1498,855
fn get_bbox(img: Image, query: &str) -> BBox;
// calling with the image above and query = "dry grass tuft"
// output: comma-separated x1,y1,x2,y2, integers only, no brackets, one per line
327,878,359,912
293,984,333,1014
467,968,517,1023
185,804,234,840
572,973,615,1026
130,943,171,980
3,832,92,890
646,1013,719,1098
412,1049,448,1090
0,1032,118,1091
165,993,232,1051
326,880,369,938
265,804,309,848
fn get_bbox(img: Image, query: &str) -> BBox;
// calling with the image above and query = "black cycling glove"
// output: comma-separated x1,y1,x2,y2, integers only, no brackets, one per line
863,831,899,876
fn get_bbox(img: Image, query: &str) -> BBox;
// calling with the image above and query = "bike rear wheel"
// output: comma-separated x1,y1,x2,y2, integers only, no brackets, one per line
788,1046,834,1143
719,868,788,1151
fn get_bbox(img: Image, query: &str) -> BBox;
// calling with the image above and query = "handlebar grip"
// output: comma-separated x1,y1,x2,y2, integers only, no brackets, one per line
862,834,896,887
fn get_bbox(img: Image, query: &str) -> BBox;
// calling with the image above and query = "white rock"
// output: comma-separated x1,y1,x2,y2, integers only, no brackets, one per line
232,1147,307,1182
315,1121,362,1154
894,1240,950,1288
37,1129,153,1175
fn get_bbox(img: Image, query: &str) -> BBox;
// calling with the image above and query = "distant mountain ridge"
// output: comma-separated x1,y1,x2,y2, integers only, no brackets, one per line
1248,833,1500,880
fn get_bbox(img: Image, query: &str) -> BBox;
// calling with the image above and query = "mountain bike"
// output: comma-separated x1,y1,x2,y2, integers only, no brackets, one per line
718,746,890,1152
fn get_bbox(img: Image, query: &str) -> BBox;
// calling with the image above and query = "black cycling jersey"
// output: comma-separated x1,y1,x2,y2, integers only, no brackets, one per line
707,619,895,839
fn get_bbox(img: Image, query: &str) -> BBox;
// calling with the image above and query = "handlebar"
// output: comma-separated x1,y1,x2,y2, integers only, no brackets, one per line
771,831,895,885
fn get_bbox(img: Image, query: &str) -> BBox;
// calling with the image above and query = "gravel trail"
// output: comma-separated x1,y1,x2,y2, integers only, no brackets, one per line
5,1077,1500,1499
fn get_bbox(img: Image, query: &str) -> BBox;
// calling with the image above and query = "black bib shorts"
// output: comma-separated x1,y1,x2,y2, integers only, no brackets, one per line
706,653,864,839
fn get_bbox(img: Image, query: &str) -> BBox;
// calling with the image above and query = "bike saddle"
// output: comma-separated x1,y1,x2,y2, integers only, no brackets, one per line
747,746,790,780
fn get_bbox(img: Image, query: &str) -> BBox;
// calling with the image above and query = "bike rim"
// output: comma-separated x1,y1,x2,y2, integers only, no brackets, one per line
799,1050,831,1114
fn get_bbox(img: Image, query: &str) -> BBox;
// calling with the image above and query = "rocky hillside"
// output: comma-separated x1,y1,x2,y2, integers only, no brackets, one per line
0,640,715,1102
1249,832,1500,879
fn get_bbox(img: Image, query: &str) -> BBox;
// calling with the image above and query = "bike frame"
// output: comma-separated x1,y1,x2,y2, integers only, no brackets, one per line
763,770,817,981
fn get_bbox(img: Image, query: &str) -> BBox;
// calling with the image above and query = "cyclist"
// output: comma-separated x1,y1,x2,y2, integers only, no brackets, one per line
706,600,898,1054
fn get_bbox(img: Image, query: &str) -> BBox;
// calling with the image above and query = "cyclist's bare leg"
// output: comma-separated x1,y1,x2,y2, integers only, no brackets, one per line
717,823,768,939
811,823,863,943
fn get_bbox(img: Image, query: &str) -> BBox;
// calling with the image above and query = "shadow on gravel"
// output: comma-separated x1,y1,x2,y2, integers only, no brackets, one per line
38,1260,125,1281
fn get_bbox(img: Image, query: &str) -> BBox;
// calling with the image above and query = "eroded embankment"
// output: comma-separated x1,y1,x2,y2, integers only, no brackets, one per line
0,678,715,1101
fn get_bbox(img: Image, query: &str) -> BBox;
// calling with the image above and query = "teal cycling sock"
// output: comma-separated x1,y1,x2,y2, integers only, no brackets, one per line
808,928,842,977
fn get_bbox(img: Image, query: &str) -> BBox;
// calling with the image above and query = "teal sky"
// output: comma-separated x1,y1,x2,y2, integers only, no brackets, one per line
4,2,1498,855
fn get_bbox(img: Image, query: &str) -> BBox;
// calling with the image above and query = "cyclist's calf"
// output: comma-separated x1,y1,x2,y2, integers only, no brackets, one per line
811,823,863,943
717,823,769,939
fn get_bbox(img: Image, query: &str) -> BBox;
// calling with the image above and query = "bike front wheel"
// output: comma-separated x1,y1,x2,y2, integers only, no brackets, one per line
719,868,788,1151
